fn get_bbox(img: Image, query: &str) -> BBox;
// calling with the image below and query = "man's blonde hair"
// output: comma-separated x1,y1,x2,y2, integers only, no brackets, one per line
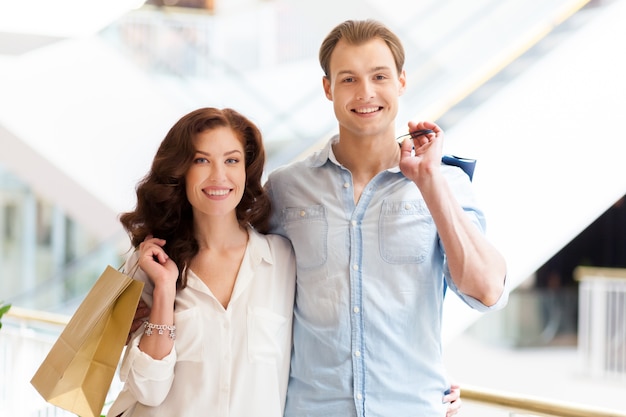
318,19,405,80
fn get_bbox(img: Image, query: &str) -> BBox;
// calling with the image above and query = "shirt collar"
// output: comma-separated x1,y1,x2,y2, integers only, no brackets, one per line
246,227,275,266
311,134,402,173
309,134,339,168
185,227,274,295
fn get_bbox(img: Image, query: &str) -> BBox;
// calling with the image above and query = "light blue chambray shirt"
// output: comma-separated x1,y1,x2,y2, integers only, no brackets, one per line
266,136,507,417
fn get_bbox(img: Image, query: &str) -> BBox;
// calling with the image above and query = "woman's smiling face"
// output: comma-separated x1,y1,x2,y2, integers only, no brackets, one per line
185,126,246,220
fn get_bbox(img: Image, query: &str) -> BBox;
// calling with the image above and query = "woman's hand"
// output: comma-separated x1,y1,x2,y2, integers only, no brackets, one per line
126,298,151,345
137,235,178,359
443,383,462,417
138,235,179,290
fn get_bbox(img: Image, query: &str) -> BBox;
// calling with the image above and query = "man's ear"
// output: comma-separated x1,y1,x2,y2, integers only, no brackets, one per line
398,69,407,96
323,76,332,100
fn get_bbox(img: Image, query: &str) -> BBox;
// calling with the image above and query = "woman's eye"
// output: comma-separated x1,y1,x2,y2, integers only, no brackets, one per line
226,158,240,164
193,157,208,164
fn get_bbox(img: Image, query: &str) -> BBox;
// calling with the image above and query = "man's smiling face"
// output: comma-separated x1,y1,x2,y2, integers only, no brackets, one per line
323,37,406,141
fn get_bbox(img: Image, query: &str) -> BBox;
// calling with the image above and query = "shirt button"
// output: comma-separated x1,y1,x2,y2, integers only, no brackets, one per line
299,210,306,217
354,350,361,357
357,393,363,400
404,203,411,210
351,220,357,227
352,264,359,271
353,306,360,313
343,182,350,188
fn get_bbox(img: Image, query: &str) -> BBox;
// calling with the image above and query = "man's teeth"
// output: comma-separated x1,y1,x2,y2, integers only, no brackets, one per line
356,107,379,114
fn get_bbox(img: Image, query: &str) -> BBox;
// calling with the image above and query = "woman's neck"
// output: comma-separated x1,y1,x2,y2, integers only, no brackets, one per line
194,215,248,251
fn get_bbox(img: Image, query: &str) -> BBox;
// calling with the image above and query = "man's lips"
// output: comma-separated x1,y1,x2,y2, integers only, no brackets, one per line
353,106,382,114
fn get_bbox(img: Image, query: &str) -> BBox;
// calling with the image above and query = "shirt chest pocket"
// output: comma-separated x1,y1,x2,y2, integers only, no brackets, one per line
379,199,437,264
282,205,327,269
247,307,288,364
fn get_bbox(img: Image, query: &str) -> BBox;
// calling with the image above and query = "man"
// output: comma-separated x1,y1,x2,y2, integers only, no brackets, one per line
265,19,508,416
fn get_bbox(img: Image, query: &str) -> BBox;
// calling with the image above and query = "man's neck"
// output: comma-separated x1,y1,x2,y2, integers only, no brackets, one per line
332,134,400,203
332,134,400,177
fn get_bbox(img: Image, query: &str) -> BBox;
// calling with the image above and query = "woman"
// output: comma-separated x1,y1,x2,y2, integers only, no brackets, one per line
107,107,296,417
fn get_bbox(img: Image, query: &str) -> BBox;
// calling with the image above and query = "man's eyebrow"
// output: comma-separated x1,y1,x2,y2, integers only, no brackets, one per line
336,69,354,77
335,66,393,76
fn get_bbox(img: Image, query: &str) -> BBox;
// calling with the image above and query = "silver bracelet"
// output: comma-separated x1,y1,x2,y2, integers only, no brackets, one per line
144,321,176,340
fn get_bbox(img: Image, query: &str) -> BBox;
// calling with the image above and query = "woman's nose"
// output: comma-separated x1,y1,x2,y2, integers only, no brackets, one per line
209,166,225,182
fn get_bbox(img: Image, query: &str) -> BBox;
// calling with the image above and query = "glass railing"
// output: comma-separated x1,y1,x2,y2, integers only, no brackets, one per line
0,308,104,416
576,266,626,381
3,306,625,417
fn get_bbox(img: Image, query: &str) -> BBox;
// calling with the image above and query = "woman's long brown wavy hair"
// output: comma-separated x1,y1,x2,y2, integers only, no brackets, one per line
120,107,270,288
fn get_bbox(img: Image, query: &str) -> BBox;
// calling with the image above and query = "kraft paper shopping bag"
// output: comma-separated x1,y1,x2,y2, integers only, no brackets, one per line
31,265,144,417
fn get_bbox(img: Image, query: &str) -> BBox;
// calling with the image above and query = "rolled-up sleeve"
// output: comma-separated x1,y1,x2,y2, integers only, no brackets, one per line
447,275,509,311
118,334,177,407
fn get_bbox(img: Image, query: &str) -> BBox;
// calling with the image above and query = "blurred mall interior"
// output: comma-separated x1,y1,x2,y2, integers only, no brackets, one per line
1,0,625,415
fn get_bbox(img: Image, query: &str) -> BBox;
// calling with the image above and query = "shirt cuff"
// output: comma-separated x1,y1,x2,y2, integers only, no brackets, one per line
123,334,177,381
456,274,509,311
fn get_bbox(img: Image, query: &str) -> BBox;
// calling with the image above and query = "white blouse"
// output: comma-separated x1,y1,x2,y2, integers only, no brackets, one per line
107,229,296,417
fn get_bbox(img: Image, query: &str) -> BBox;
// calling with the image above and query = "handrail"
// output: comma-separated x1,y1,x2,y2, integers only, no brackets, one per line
6,305,69,326
574,266,626,281
461,384,626,417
